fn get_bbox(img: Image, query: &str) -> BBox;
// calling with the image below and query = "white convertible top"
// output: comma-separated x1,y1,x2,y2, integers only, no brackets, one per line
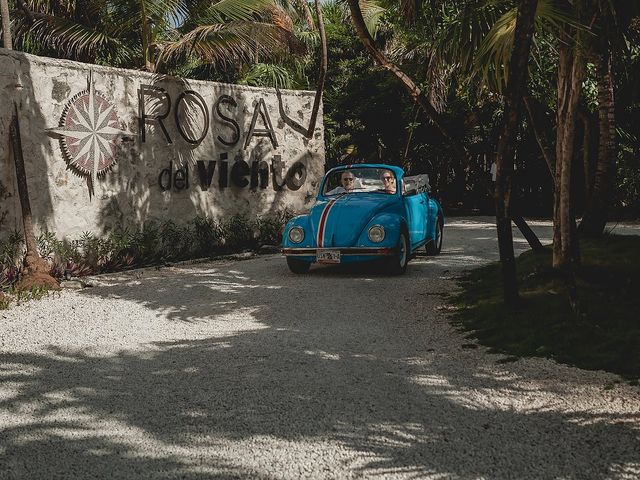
403,174,431,193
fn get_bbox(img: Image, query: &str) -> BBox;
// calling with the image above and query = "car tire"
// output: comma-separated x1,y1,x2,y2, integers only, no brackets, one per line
426,216,443,256
286,257,311,274
387,231,409,275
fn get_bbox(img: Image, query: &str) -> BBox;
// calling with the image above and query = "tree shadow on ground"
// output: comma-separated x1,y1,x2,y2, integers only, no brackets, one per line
1,254,638,479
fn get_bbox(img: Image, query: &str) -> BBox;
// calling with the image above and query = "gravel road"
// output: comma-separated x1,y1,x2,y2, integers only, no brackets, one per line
1,217,638,479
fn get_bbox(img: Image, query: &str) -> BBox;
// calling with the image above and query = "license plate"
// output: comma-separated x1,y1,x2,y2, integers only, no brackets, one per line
317,249,341,264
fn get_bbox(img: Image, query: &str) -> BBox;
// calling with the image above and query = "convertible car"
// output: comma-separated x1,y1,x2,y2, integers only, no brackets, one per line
281,164,444,274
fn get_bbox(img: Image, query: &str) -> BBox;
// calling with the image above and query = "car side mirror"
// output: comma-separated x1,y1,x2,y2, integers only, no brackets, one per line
403,188,417,196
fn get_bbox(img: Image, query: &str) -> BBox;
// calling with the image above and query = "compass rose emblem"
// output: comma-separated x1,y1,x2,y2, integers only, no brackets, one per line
48,72,132,195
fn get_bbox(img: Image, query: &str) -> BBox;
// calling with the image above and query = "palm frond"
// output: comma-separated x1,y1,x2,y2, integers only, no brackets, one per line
14,11,129,60
295,27,320,50
474,0,583,92
136,0,189,24
359,0,386,38
436,0,507,72
239,62,294,88
161,0,298,66
201,0,275,23
160,20,290,65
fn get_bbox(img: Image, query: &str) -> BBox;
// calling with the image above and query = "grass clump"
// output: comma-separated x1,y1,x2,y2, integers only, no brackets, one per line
452,234,640,381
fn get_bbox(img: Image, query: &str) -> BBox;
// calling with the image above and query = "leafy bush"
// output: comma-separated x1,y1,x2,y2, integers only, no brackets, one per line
0,293,9,310
221,214,258,250
1,230,23,266
255,209,295,246
193,215,224,256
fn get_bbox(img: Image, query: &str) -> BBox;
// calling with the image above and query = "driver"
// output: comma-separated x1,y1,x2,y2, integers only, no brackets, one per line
328,171,357,195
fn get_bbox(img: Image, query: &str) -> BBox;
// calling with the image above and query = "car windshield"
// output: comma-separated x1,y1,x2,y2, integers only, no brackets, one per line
322,168,397,196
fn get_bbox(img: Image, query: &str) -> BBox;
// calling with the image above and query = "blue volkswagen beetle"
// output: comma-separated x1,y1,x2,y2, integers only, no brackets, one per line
282,164,444,274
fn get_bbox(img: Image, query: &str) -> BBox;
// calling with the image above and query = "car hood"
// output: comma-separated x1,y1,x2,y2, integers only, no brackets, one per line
310,194,397,247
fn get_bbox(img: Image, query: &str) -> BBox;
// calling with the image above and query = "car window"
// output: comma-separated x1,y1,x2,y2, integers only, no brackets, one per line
323,168,397,196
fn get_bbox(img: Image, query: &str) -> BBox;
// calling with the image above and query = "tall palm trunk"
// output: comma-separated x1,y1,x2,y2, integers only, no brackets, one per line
1,0,11,49
553,23,585,270
139,1,154,71
10,103,37,257
579,9,616,236
306,0,326,136
577,108,593,204
276,0,326,138
494,0,538,307
4,11,58,289
10,103,59,290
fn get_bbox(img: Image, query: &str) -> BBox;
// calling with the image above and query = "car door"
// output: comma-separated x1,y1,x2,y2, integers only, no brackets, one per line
403,189,427,248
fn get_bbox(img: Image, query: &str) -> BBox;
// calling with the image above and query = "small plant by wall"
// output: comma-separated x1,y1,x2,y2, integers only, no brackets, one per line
1,230,23,292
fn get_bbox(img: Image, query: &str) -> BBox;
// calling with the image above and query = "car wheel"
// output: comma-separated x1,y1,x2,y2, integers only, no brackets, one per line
286,257,311,274
387,231,409,275
426,216,443,256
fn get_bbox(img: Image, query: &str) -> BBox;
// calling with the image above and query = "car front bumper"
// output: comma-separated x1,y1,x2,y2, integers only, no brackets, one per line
282,247,395,257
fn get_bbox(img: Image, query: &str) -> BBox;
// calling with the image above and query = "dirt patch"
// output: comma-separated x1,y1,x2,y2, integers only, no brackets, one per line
15,253,59,291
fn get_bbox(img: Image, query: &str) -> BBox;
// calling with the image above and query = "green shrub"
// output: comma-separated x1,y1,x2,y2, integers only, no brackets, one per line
221,214,257,250
1,230,23,266
0,293,9,310
193,216,224,256
0,231,24,290
255,209,294,246
1,211,294,292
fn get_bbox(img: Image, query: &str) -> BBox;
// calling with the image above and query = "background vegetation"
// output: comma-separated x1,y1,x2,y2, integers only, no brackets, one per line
2,0,637,218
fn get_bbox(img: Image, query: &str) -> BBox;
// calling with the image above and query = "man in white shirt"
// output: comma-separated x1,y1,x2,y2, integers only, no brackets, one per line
327,171,357,195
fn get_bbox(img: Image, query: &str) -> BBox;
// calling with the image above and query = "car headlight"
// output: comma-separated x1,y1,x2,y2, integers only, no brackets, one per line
288,226,304,243
368,225,385,243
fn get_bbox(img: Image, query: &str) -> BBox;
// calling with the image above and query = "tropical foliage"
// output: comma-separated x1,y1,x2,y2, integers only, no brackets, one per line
7,0,306,74
6,0,635,217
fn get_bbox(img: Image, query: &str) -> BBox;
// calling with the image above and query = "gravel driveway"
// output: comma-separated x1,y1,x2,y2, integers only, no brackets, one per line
1,217,639,479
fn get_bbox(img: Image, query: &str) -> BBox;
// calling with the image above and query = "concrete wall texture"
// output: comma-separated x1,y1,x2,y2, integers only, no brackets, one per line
0,49,325,240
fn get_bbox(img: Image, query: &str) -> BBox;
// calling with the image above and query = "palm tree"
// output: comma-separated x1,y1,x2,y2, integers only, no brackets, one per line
1,0,11,49
433,0,585,272
345,0,620,307
1,3,59,290
579,0,640,236
493,0,538,306
552,3,585,272
11,0,299,73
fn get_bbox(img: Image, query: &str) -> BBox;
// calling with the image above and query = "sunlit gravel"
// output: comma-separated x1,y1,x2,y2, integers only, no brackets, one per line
1,217,638,479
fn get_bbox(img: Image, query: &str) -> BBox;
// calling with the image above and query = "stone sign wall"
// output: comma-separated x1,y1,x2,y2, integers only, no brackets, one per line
0,49,325,240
